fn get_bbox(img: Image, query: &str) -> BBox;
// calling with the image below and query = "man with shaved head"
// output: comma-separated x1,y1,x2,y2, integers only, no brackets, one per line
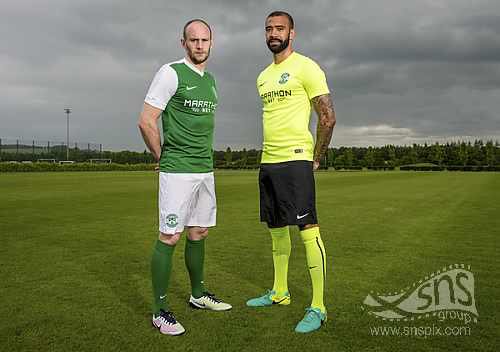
139,19,231,336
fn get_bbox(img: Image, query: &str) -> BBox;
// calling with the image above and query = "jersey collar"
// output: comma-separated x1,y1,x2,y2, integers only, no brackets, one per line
272,51,296,67
183,58,205,77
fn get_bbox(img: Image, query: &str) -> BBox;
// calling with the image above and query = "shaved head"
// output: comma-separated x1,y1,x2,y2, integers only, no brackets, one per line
183,18,212,40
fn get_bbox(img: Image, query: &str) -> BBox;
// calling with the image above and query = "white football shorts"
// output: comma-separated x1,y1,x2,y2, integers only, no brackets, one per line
158,172,217,234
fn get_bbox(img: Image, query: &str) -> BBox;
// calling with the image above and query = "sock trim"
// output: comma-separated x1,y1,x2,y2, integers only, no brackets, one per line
315,237,326,279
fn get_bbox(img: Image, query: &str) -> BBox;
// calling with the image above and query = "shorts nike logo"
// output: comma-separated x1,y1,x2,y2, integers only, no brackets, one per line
309,266,318,269
296,213,309,220
186,86,197,91
160,295,167,299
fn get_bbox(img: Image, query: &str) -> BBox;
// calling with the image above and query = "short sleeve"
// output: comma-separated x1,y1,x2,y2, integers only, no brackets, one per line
302,59,330,100
256,72,264,92
144,64,178,110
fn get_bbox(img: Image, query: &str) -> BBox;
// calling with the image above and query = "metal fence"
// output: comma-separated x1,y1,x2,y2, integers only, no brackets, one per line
0,138,103,161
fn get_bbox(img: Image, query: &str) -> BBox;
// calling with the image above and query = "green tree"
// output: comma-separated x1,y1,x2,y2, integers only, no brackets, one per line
485,141,496,166
409,145,418,164
430,143,444,166
334,155,345,169
224,147,232,167
364,147,375,168
241,148,248,168
473,140,485,165
387,145,397,167
327,149,335,168
458,142,468,166
344,148,353,168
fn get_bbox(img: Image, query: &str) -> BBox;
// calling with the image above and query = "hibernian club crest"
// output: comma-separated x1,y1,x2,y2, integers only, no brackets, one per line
165,214,178,228
279,72,290,84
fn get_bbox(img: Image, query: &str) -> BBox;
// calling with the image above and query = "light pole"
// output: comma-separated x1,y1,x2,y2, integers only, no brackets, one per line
64,108,71,160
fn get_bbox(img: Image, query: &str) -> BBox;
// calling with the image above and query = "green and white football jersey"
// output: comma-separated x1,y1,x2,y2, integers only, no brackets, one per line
145,58,218,173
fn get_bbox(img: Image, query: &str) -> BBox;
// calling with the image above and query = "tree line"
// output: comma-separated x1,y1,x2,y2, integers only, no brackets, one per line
217,140,499,169
2,140,499,170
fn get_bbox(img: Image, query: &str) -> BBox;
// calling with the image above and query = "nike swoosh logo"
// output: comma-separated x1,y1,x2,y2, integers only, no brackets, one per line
272,297,288,304
309,266,318,269
258,81,266,87
296,213,309,220
160,295,166,299
186,86,197,91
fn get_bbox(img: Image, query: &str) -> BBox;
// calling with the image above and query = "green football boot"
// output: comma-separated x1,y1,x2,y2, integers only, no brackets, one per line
294,307,327,333
246,290,291,307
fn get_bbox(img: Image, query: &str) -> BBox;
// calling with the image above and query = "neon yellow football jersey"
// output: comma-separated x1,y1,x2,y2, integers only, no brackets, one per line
257,52,330,164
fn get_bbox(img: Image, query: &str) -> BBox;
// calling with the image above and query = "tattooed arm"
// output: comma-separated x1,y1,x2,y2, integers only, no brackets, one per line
312,93,336,170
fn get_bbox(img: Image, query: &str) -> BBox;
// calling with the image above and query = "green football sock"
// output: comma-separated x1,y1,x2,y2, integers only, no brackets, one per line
151,239,176,315
185,238,206,299
270,226,291,297
300,227,326,313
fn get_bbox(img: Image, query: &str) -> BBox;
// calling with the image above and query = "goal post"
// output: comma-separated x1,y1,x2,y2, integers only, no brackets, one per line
89,159,112,164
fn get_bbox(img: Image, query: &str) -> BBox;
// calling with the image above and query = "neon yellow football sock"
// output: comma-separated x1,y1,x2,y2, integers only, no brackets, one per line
269,226,291,297
300,227,326,313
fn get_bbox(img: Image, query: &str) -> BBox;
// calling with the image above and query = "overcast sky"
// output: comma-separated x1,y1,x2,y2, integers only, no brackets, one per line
1,0,499,151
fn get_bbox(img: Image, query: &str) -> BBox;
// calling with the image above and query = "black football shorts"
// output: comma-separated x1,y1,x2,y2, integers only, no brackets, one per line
259,160,318,228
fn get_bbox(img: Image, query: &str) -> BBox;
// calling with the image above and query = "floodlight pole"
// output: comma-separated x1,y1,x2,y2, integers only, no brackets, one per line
64,108,71,160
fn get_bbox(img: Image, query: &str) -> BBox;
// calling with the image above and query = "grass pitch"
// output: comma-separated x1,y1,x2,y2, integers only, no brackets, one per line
1,171,499,351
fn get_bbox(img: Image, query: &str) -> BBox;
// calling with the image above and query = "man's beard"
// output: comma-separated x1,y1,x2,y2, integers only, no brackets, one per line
188,48,210,65
266,36,290,54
